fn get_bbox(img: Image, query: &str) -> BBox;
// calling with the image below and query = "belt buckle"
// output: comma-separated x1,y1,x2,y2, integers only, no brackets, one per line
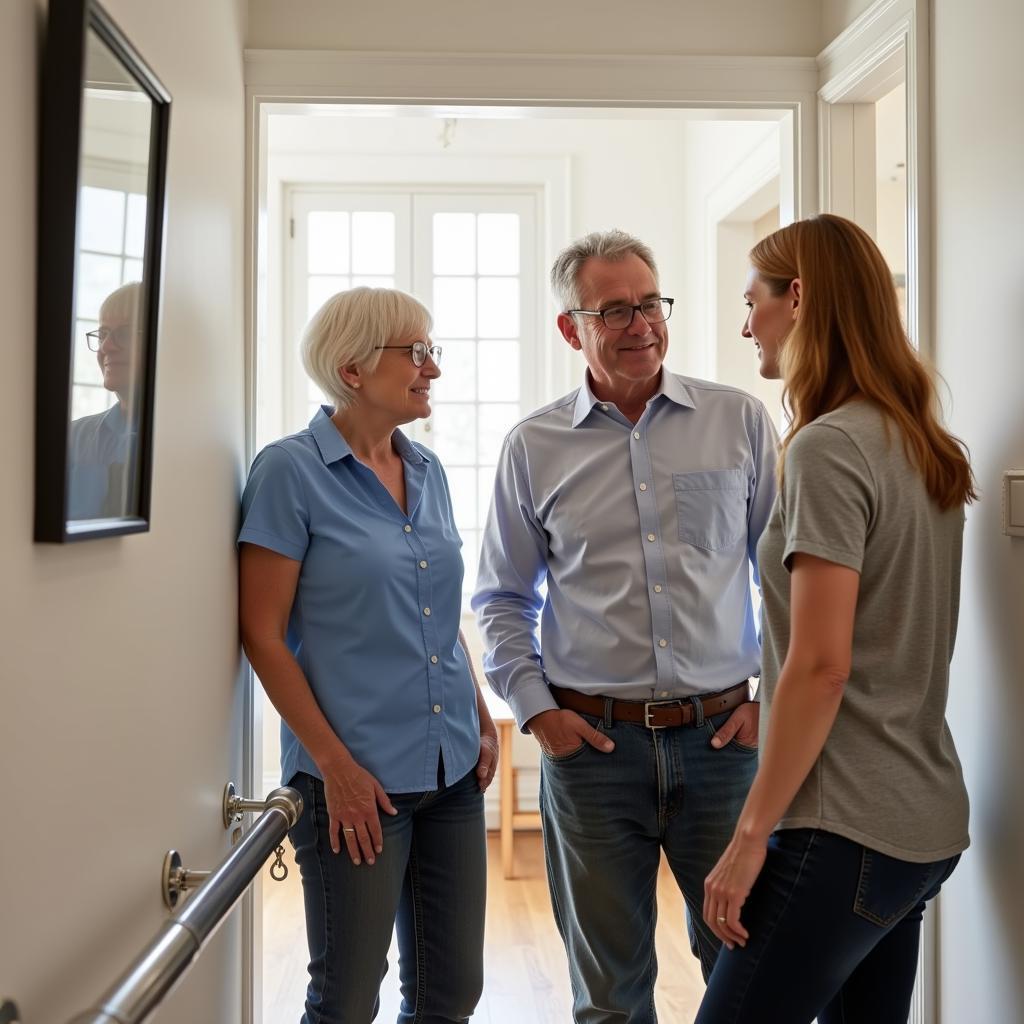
643,699,683,729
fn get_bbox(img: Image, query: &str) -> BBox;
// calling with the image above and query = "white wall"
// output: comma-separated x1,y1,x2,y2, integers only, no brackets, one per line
247,0,822,57
0,2,247,1021
715,208,786,428
820,0,876,44
678,120,781,380
267,112,700,378
875,83,907,278
931,1,1024,1020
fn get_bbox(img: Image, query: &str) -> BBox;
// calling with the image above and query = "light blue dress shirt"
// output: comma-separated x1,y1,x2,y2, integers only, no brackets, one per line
472,371,779,729
239,406,480,793
67,403,137,519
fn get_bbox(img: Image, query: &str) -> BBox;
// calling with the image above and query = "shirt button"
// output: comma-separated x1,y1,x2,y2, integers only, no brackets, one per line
419,560,428,569
423,607,431,616
654,584,663,593
432,704,442,714
658,639,668,648
633,431,640,440
647,533,656,542
600,403,609,411
639,482,647,491
430,655,438,664
403,524,412,533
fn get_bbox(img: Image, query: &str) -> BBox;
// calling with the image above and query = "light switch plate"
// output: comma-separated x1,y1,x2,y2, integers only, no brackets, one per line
1002,471,1024,537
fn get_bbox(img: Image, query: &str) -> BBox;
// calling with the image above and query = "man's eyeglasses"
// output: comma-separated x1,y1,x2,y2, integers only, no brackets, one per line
85,325,137,351
374,341,443,367
567,297,674,331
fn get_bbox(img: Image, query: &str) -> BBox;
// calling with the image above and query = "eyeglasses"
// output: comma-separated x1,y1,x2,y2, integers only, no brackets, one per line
567,297,674,331
85,325,137,351
374,341,443,367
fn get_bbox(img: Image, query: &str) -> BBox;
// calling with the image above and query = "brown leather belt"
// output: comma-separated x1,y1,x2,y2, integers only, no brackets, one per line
549,680,751,729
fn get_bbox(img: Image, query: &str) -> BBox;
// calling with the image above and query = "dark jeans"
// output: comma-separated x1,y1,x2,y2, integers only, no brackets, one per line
540,707,758,1023
696,828,961,1024
287,767,486,1024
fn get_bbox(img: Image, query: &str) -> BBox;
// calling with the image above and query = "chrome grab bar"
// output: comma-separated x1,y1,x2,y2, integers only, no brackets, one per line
66,786,302,1024
223,780,277,827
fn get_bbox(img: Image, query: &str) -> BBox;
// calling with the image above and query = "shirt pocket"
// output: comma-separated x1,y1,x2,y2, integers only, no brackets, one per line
672,469,747,551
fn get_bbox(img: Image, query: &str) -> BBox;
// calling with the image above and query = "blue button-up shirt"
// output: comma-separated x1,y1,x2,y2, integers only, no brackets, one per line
67,403,137,519
239,406,480,792
472,372,779,729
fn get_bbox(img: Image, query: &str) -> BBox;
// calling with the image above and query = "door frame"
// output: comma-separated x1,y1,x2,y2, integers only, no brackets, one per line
241,48,820,1024
817,0,931,354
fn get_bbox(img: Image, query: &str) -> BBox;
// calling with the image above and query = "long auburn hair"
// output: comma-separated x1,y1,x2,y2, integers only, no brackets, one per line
750,214,976,509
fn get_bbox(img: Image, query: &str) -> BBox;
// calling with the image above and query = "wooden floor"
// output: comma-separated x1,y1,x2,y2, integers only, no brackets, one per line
263,832,706,1023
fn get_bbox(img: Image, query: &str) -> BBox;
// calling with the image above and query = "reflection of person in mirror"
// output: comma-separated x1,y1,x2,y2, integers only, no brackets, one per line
67,281,143,519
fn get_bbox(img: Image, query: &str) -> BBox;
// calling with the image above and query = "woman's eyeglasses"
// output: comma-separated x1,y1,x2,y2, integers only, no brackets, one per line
374,341,443,367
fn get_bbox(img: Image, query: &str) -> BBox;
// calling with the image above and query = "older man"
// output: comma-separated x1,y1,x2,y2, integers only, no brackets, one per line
472,230,778,1023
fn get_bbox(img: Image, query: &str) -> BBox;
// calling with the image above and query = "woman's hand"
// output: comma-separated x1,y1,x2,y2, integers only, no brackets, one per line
476,726,499,793
321,755,398,866
703,831,769,950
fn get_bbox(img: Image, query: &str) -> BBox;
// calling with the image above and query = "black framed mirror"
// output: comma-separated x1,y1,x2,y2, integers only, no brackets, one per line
35,0,170,542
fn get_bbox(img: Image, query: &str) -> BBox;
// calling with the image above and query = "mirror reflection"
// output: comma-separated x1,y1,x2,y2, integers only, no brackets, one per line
67,26,152,521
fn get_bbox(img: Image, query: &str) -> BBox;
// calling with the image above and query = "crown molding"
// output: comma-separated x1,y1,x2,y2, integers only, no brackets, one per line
817,0,914,91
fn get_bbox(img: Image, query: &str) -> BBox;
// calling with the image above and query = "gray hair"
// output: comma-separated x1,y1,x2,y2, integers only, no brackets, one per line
301,287,432,411
100,280,142,324
549,229,659,312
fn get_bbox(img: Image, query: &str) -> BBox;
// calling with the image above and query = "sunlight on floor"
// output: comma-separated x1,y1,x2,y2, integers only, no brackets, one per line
263,832,706,1023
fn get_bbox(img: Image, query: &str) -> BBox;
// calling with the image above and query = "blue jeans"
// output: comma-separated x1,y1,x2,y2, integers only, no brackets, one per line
287,767,486,1024
540,706,758,1023
696,829,961,1024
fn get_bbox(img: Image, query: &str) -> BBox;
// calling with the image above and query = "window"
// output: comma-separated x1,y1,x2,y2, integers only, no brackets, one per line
288,192,412,425
285,188,539,597
73,185,146,416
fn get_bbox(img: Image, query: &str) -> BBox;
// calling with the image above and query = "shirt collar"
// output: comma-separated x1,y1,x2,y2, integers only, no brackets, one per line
571,369,695,427
392,428,429,464
309,405,430,465
660,370,697,410
102,402,125,430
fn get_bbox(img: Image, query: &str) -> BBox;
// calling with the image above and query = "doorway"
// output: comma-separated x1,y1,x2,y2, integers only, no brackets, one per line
247,100,796,1024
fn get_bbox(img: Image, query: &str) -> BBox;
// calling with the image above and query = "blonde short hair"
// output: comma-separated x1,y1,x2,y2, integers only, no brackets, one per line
100,281,142,324
301,287,432,411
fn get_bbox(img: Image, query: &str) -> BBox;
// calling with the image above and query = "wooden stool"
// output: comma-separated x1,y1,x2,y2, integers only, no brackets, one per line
482,687,542,878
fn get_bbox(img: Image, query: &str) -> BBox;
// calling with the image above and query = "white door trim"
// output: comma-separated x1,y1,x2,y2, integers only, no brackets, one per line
817,0,931,356
244,49,819,105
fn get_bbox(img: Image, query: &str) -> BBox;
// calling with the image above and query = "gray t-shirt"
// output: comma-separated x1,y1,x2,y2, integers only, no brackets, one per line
757,400,970,862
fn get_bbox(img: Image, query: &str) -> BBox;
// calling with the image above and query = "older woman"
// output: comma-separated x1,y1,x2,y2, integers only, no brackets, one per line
697,215,974,1023
239,287,496,1024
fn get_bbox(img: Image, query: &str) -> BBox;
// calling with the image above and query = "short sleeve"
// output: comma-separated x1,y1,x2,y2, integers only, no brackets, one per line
238,444,310,562
780,423,875,574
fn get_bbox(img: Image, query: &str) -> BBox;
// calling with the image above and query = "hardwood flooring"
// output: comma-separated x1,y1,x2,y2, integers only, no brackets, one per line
262,832,706,1023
